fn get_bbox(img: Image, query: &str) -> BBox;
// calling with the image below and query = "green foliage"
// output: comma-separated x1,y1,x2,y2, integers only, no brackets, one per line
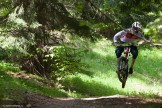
144,14,162,43
45,45,85,83
0,35,26,63
0,0,12,17
0,0,162,100
0,62,20,72
103,0,162,28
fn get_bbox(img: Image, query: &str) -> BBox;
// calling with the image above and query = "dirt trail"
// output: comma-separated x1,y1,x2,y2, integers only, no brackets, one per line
24,93,162,108
0,93,162,108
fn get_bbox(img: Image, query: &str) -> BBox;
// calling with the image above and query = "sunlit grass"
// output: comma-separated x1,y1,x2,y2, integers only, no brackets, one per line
64,38,162,98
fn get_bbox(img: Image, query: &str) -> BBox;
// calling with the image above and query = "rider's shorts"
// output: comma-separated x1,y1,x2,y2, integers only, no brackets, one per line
115,45,138,59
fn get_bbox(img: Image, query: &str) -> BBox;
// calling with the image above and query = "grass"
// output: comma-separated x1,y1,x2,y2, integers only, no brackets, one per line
63,38,162,98
0,38,162,100
0,62,67,102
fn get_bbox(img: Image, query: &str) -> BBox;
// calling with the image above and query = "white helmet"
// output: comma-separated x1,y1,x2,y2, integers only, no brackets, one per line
132,21,142,29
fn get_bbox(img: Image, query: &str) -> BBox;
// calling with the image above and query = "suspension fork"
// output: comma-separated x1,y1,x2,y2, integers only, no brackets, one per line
124,47,130,69
124,47,130,60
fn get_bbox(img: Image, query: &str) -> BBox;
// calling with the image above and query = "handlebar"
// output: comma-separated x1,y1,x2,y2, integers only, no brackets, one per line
112,39,153,47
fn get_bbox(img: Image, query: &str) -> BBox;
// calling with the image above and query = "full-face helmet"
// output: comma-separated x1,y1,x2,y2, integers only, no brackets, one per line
132,21,142,32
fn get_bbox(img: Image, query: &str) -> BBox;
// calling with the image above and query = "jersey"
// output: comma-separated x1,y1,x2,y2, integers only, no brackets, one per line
113,28,145,45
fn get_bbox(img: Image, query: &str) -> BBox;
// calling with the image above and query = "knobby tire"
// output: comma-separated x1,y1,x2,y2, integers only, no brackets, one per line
117,56,128,88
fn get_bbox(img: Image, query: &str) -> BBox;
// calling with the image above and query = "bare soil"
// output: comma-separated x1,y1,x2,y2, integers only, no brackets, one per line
0,91,162,108
25,93,162,108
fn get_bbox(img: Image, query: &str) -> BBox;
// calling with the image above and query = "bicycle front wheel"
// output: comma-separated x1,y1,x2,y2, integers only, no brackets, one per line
117,56,127,83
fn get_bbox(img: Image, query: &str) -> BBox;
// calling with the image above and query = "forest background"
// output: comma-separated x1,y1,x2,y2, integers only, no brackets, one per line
0,0,162,101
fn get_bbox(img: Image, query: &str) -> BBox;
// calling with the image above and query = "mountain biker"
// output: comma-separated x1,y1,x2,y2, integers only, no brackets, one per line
113,21,149,74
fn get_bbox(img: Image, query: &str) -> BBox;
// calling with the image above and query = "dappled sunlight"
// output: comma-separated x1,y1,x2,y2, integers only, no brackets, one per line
133,71,162,87
92,39,115,58
81,50,116,76
92,45,115,57
137,48,162,79
63,74,125,97
140,48,162,59
122,72,162,97
78,39,162,98
128,78,154,92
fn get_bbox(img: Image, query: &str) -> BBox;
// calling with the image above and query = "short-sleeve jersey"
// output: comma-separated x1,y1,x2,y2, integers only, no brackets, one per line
113,28,144,44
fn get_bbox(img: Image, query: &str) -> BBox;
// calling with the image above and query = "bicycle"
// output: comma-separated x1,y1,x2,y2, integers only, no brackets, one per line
117,45,131,88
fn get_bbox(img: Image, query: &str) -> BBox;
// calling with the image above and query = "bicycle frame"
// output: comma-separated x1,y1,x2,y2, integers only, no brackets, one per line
118,46,131,88
123,46,131,61
122,46,131,74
